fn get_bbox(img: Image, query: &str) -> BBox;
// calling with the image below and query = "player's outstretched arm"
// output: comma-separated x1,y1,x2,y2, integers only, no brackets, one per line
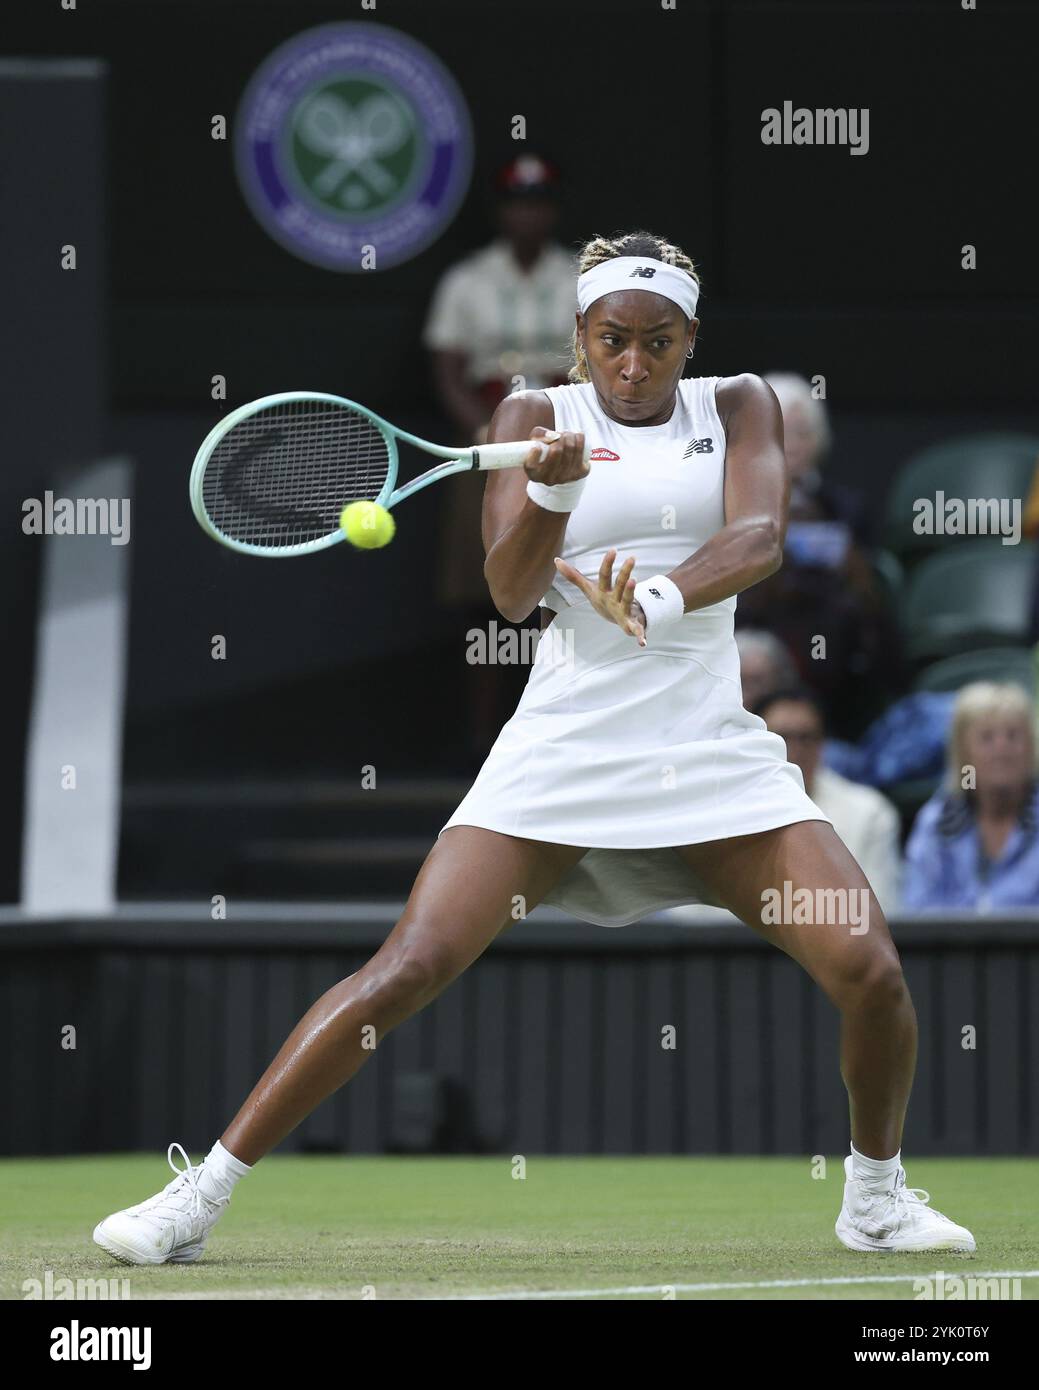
481,391,588,622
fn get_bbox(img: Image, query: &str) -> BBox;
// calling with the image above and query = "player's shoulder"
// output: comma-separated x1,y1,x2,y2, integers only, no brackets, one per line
489,387,557,436
713,372,776,418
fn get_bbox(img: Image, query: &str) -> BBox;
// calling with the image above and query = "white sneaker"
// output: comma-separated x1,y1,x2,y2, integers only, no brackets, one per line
835,1154,976,1253
93,1142,230,1266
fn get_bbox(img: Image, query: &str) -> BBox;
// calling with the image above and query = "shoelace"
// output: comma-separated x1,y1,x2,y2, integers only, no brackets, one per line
889,1183,939,1229
147,1142,224,1223
861,1173,948,1231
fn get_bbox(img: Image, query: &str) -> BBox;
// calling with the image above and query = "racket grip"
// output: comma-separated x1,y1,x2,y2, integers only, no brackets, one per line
472,438,591,470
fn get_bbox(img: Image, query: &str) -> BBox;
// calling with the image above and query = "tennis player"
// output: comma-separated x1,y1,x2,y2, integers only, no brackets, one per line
94,229,974,1264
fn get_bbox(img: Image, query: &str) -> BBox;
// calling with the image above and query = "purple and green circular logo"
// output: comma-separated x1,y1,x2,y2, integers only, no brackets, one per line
235,23,473,271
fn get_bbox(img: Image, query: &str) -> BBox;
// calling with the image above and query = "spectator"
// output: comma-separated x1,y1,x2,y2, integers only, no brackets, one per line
424,153,575,442
757,688,901,914
735,373,903,737
764,373,868,545
423,153,577,762
902,682,1039,911
424,152,576,607
735,628,797,712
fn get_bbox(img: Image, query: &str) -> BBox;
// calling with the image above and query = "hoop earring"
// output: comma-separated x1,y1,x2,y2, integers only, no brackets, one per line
686,347,694,359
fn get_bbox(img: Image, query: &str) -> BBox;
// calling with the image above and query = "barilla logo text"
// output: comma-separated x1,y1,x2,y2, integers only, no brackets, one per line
590,448,620,462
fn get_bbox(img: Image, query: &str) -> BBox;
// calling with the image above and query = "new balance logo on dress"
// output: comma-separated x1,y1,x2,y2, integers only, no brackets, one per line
683,438,714,456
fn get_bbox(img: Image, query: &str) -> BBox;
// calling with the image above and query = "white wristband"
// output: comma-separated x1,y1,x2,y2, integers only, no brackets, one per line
633,574,685,638
526,475,588,513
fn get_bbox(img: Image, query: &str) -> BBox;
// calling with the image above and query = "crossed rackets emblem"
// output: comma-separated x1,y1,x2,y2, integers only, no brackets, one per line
295,90,412,209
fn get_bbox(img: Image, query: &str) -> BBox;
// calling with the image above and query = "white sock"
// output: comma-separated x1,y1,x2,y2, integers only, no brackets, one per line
196,1139,252,1203
851,1141,901,1186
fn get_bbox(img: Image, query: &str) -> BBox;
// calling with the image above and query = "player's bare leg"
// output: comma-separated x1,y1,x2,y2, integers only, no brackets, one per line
676,821,913,1157
94,827,587,1263
676,821,975,1251
221,827,587,1163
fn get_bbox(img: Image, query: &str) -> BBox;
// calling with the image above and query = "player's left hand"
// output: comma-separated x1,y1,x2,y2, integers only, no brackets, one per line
554,550,647,647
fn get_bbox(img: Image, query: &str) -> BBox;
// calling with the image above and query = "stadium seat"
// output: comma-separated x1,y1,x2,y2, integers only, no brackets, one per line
885,433,1039,556
900,539,1037,662
913,646,1037,695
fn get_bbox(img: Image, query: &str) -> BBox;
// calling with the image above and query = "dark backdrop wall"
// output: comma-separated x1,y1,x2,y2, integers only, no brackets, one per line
16,0,1035,410
8,0,1038,792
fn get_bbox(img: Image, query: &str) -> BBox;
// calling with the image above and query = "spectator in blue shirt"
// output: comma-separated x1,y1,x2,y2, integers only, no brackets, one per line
902,681,1039,911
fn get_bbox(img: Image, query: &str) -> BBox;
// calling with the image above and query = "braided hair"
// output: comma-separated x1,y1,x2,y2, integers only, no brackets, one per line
568,230,701,385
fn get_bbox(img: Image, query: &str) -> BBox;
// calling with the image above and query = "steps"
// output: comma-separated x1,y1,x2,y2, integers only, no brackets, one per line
119,777,471,899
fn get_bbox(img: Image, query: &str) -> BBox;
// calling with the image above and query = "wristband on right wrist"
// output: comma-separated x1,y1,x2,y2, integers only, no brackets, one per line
526,475,588,513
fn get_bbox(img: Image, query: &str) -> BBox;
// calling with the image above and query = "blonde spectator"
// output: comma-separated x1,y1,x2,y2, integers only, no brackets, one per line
902,682,1039,911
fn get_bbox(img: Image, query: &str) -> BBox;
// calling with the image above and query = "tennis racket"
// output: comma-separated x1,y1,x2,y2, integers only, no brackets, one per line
189,390,589,557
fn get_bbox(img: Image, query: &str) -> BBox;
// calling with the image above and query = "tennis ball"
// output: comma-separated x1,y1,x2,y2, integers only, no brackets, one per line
339,500,395,549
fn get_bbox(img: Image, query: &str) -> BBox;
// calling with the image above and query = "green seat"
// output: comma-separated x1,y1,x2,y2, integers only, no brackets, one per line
913,646,1036,694
901,539,1036,662
885,433,1039,556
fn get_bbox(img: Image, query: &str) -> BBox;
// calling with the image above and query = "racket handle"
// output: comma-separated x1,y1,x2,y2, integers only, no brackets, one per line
471,438,591,470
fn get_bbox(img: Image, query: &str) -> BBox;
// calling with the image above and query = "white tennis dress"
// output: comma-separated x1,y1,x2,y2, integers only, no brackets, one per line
438,376,830,926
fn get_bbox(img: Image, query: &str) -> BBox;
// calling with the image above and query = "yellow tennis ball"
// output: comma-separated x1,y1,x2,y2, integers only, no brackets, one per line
339,500,395,549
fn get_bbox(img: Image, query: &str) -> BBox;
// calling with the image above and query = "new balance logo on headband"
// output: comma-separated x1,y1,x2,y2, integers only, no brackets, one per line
683,438,714,456
628,266,657,279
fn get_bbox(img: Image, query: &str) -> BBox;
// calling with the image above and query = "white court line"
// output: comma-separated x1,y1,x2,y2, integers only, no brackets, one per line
439,1270,1039,1300
128,1270,1039,1301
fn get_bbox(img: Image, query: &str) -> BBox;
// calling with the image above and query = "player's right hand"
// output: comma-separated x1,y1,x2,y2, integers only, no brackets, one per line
523,427,589,487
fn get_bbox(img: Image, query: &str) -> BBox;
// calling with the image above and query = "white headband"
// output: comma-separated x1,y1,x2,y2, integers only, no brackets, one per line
577,255,699,320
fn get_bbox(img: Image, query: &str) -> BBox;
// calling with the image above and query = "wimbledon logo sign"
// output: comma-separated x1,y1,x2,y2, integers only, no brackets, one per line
234,22,473,271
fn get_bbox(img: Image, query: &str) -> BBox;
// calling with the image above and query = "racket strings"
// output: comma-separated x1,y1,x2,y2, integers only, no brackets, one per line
201,400,391,548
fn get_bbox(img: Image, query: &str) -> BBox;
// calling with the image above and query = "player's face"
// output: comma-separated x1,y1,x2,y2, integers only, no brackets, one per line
580,292,696,423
